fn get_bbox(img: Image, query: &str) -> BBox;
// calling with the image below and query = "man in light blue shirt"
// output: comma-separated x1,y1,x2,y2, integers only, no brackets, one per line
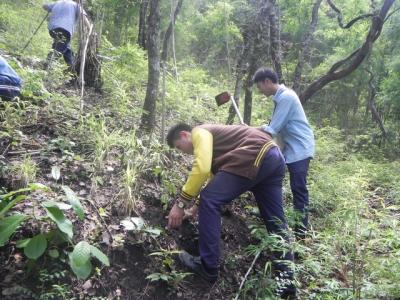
43,0,90,66
253,67,315,239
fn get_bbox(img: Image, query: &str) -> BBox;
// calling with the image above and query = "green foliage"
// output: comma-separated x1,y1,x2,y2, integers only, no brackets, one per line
0,0,399,298
42,201,74,239
0,183,109,280
296,127,400,298
71,241,92,266
0,214,27,246
147,250,192,288
62,186,85,220
0,1,51,56
146,270,192,287
178,1,242,73
69,241,109,279
24,234,47,259
0,183,47,246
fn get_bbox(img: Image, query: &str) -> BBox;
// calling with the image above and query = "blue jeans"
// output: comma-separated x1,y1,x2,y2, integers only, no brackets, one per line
49,28,73,66
0,75,21,99
198,147,293,273
287,158,311,238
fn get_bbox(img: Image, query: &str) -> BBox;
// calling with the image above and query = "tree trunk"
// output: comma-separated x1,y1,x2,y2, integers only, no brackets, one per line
140,0,160,133
292,0,322,93
268,1,283,83
243,59,257,125
366,69,387,136
112,2,125,45
75,4,101,90
300,0,395,104
226,30,253,124
138,0,149,49
161,0,184,62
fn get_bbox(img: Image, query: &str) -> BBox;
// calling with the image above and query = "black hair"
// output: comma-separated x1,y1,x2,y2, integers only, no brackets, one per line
252,68,279,84
166,123,192,148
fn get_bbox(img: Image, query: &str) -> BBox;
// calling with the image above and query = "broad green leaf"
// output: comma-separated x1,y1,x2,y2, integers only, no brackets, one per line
42,201,71,210
62,186,85,220
28,183,48,191
0,214,27,246
48,249,59,258
69,253,92,279
24,234,47,259
51,166,61,181
16,238,31,248
41,201,58,207
0,195,26,218
146,273,162,281
42,204,73,239
72,241,91,266
90,245,110,266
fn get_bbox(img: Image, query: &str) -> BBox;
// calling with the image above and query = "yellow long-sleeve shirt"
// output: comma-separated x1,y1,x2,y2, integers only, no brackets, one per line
180,128,213,201
179,124,276,201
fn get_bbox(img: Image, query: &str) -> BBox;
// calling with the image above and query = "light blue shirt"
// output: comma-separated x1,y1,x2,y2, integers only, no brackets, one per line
262,84,315,164
44,0,85,36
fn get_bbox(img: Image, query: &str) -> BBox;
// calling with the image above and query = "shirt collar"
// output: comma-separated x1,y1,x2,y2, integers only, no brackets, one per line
272,84,286,103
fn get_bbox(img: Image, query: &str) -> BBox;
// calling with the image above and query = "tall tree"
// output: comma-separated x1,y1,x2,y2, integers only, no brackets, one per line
292,0,323,92
138,0,149,49
161,0,184,63
140,0,161,133
300,0,396,103
267,0,283,82
226,28,253,125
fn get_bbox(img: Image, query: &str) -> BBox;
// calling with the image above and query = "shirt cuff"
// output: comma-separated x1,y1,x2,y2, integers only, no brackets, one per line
262,125,277,137
180,190,193,201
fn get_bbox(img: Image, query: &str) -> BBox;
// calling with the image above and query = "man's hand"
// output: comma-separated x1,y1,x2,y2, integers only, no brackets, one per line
167,203,185,229
183,204,199,220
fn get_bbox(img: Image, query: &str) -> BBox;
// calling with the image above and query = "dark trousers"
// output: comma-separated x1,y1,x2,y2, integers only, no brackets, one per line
287,158,311,238
0,75,21,100
49,28,73,66
198,147,293,273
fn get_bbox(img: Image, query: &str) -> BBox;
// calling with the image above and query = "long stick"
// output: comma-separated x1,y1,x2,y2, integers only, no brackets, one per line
21,12,49,53
161,62,166,144
230,94,245,125
234,252,260,300
80,24,93,111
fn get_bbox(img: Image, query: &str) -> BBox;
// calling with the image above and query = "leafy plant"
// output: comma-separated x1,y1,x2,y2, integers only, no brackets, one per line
9,156,37,189
0,183,110,280
147,250,192,287
69,241,110,279
0,183,47,246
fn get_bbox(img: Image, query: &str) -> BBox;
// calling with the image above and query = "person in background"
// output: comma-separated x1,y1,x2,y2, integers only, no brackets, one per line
0,56,22,100
253,67,315,240
43,0,91,67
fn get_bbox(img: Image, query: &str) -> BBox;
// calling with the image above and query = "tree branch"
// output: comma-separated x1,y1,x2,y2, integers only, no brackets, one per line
300,0,395,104
293,0,323,92
326,0,374,29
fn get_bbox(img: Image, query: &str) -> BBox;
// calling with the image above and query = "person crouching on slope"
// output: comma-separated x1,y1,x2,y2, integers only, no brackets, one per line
166,123,297,299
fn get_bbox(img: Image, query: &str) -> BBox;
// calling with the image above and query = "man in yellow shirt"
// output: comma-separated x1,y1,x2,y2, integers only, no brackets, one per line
166,123,296,298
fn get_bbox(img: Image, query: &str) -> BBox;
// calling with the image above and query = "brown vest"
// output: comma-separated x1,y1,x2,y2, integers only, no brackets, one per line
197,124,277,179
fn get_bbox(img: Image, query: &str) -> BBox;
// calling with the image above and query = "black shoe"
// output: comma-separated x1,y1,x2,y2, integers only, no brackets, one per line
276,271,297,299
179,251,218,283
